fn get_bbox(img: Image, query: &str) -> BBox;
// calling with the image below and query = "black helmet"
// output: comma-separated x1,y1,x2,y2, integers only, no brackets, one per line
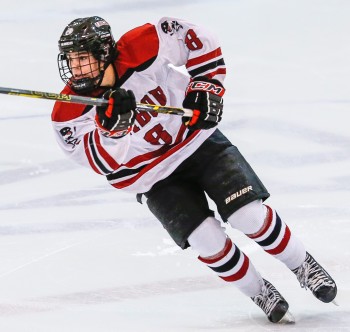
57,16,116,93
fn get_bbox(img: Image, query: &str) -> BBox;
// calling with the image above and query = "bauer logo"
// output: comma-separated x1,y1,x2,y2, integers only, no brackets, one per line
225,186,253,204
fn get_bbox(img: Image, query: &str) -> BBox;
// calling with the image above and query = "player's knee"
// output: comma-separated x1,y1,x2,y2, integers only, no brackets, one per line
188,216,227,257
227,199,266,234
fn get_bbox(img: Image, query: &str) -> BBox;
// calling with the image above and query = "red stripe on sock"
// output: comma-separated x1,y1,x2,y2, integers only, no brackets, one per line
265,226,291,255
220,254,250,282
248,205,274,239
198,238,232,264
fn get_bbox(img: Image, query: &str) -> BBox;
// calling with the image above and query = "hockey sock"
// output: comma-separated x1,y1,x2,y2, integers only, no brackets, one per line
228,200,306,270
188,216,263,297
198,237,263,297
248,205,305,270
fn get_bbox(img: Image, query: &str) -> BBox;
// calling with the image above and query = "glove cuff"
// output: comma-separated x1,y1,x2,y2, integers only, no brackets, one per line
192,76,224,87
186,78,225,97
95,115,131,138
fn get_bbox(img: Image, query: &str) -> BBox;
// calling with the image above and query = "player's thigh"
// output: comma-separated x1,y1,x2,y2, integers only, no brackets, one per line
146,181,214,249
201,145,270,221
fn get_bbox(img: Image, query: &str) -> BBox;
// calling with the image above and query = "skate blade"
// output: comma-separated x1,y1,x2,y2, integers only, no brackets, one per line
278,310,295,324
332,299,339,306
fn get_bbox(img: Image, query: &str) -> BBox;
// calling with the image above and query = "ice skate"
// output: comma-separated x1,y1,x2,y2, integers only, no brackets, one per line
292,252,337,303
251,279,294,323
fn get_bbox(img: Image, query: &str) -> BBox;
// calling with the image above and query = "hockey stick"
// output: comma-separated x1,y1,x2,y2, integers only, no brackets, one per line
0,86,193,117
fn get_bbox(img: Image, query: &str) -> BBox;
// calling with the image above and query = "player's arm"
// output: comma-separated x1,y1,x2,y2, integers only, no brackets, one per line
52,93,134,175
156,17,226,84
156,17,226,130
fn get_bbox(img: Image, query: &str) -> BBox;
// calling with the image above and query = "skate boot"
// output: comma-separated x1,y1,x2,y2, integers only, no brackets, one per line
251,279,293,323
292,252,337,303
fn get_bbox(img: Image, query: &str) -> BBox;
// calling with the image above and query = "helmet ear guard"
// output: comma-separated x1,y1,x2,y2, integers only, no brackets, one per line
57,16,116,93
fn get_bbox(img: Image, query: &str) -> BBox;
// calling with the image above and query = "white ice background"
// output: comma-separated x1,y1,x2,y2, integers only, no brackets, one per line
0,0,349,331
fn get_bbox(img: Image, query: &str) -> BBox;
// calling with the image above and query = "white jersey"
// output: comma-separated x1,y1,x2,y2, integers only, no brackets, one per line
51,17,226,193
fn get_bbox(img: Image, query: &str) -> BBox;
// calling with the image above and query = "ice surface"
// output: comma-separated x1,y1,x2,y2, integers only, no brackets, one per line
0,0,349,331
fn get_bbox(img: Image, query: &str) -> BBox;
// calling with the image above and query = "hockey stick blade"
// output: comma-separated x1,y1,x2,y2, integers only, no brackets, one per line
0,86,193,117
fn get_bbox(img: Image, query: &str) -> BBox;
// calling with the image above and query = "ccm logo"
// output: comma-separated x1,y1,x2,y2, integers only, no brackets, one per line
187,81,225,97
225,186,253,204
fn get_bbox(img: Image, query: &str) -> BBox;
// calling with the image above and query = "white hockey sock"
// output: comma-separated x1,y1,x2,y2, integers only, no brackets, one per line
248,205,306,270
198,238,263,297
228,200,306,270
188,216,262,297
229,202,306,270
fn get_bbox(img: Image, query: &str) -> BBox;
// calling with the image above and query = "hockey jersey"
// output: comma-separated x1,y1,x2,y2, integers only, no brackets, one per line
51,17,226,193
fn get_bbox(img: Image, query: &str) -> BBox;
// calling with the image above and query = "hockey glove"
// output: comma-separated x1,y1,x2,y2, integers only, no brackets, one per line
95,88,136,138
182,77,225,130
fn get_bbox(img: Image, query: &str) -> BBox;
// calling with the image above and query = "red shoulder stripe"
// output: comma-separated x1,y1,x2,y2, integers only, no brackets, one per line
115,24,159,78
51,86,88,122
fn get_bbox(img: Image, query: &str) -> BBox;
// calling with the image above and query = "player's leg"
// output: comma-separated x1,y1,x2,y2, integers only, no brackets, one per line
198,132,337,304
144,176,290,323
227,200,337,303
187,215,263,297
227,200,306,270
187,215,291,323
145,179,261,295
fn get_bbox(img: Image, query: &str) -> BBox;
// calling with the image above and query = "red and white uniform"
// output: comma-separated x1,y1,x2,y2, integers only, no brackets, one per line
51,17,226,193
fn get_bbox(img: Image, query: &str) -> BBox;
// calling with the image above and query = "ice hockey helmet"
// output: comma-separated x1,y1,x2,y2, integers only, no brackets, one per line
57,16,116,93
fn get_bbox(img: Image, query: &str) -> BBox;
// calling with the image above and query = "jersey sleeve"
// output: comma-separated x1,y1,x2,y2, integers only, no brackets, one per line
156,17,226,85
52,99,130,176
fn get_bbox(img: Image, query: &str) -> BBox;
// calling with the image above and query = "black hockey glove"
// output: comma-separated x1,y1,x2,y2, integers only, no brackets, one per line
95,88,136,138
182,76,225,131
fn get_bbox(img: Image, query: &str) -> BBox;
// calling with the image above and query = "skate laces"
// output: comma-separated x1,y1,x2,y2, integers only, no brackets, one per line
252,281,280,316
294,255,334,292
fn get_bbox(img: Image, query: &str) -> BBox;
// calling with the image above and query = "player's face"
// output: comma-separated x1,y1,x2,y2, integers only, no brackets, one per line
67,51,101,79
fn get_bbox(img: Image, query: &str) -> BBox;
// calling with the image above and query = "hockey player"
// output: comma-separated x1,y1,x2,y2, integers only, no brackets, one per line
52,16,337,323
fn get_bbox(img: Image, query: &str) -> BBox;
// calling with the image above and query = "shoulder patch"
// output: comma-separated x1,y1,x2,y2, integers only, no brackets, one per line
160,20,183,35
115,23,159,78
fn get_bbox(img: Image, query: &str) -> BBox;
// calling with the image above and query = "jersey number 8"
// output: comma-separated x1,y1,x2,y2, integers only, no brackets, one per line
185,29,203,51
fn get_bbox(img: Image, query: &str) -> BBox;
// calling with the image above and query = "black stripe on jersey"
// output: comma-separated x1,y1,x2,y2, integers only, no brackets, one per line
256,213,282,247
88,133,111,174
106,165,146,180
82,105,94,116
209,247,241,273
188,58,225,77
114,57,157,87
